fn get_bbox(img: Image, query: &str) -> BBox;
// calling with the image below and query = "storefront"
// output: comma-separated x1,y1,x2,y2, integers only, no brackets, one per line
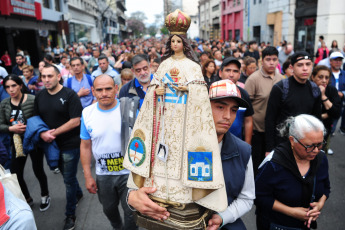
294,0,317,56
68,5,99,44
0,0,54,67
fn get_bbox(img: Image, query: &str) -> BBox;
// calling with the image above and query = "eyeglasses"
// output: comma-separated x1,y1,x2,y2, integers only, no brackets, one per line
292,135,326,153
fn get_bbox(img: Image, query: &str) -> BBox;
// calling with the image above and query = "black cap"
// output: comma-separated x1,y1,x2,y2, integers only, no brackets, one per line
290,51,312,65
221,57,241,70
122,61,132,69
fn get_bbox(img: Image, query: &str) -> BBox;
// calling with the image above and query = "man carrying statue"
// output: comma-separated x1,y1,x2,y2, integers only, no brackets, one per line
124,9,255,230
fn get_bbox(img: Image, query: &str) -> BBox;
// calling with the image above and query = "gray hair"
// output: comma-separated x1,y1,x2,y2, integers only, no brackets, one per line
131,54,149,67
277,114,325,141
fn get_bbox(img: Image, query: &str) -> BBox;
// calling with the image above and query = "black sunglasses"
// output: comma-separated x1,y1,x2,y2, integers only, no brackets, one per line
292,135,326,153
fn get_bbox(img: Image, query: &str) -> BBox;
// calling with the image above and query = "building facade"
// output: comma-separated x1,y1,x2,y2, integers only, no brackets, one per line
164,0,182,20
116,0,127,41
221,0,244,41
243,0,268,43
0,0,68,66
243,0,345,57
182,0,199,39
199,0,221,40
68,0,100,44
315,0,345,54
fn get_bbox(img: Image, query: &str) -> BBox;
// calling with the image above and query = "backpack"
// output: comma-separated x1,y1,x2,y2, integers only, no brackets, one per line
67,74,93,89
281,78,320,102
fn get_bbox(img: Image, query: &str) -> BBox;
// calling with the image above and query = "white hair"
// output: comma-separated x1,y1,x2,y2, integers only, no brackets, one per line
277,114,325,141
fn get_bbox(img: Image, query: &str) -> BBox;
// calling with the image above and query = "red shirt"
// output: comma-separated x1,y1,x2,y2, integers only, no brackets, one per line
0,55,11,66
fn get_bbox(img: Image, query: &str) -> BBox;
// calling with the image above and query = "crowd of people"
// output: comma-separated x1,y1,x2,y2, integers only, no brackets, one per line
0,33,343,230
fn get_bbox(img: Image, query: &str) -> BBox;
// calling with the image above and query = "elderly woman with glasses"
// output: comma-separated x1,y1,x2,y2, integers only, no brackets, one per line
255,114,330,230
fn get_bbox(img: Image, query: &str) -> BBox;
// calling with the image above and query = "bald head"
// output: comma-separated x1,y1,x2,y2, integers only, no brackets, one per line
93,74,115,87
285,44,293,55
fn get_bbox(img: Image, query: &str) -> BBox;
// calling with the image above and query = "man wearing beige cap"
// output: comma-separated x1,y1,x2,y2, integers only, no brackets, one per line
128,79,255,229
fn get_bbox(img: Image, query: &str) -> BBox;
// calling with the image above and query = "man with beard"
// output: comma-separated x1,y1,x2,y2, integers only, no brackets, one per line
12,54,25,76
119,54,152,109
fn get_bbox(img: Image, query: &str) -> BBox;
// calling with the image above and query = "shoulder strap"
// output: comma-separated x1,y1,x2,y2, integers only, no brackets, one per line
85,74,93,87
282,78,289,102
67,77,72,89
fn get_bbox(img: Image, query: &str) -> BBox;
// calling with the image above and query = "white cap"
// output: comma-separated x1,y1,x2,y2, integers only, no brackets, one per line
330,51,344,59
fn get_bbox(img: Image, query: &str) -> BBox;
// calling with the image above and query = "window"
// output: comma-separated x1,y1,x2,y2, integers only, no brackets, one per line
228,30,232,40
233,0,236,7
43,0,50,8
237,0,241,5
253,26,261,43
235,29,240,41
254,0,256,4
259,0,262,3
55,0,60,11
212,4,219,11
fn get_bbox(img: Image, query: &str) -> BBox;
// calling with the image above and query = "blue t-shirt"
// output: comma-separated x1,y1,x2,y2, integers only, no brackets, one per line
229,108,246,139
63,75,94,108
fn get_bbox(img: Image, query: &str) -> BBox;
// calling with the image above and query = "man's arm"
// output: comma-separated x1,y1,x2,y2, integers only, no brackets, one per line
244,116,253,145
209,156,255,228
128,187,170,221
80,139,97,194
51,117,80,137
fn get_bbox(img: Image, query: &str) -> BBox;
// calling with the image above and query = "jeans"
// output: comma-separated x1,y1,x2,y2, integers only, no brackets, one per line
59,148,83,217
96,174,137,230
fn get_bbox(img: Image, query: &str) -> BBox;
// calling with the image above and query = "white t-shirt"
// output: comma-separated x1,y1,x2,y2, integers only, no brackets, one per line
80,99,129,176
0,66,8,78
215,59,222,67
333,71,340,90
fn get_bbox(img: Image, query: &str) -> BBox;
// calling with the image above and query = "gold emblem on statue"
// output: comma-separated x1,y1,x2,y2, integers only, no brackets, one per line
133,129,146,141
170,67,180,82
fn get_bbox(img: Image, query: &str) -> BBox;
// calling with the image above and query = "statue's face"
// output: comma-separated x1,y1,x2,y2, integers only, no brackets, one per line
171,35,183,54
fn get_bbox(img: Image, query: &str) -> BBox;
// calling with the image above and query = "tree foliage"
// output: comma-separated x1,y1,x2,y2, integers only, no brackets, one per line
147,25,157,37
128,18,145,38
128,11,147,38
160,26,169,35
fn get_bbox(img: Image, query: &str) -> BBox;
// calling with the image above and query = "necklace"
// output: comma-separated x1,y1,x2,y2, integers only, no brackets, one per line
150,91,163,186
172,54,185,60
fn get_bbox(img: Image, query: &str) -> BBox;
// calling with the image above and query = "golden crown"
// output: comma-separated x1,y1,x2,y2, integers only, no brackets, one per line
165,9,191,35
169,67,180,77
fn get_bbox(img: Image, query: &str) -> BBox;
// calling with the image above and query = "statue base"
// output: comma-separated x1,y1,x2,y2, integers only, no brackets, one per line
134,203,213,230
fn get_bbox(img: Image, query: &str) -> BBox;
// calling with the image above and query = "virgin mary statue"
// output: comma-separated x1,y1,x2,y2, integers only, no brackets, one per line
123,9,228,221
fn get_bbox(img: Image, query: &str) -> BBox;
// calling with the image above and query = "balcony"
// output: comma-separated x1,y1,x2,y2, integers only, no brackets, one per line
116,0,126,12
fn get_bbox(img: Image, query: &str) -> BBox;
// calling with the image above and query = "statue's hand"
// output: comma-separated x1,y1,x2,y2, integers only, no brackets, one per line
156,86,165,95
172,85,188,92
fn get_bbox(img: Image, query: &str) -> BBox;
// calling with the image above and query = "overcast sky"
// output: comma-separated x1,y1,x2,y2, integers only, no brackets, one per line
126,0,164,25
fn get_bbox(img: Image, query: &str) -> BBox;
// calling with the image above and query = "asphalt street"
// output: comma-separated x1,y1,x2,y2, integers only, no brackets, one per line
25,128,345,230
